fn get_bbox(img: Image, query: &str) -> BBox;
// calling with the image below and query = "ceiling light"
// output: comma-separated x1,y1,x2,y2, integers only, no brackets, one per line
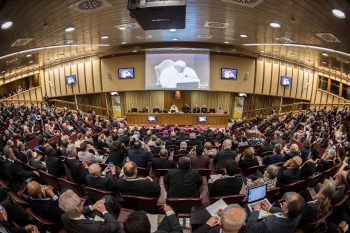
217,50,221,52
65,26,75,32
321,52,329,57
332,9,346,19
172,38,178,41
132,50,137,52
60,54,64,56
224,41,230,44
29,61,33,63
1,71,5,73
169,29,177,32
269,22,281,28
260,50,264,53
26,54,32,57
121,41,127,44
322,61,327,64
290,53,295,57
119,26,126,30
101,35,109,39
240,34,248,38
1,21,13,29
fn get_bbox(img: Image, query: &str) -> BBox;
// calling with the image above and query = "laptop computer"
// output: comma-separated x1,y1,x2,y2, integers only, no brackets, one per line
247,184,272,219
176,82,199,89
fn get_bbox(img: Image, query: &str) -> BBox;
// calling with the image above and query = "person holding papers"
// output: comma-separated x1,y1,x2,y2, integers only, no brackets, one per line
208,160,242,197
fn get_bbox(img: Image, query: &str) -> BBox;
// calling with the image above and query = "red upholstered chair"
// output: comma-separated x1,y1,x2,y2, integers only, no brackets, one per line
47,135,60,145
173,154,187,162
278,180,305,199
210,194,246,205
57,178,85,197
302,173,323,189
238,145,250,154
198,169,212,180
68,133,77,142
298,209,333,232
265,187,281,203
166,198,202,214
58,228,69,233
83,186,115,202
37,170,62,192
154,169,169,177
332,194,349,212
243,165,265,176
120,194,158,213
258,151,273,157
117,208,133,229
27,138,39,150
26,208,63,231
137,167,150,177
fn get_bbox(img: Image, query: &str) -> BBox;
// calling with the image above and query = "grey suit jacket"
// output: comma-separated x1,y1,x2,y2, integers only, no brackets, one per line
78,151,101,163
247,207,301,233
271,137,283,146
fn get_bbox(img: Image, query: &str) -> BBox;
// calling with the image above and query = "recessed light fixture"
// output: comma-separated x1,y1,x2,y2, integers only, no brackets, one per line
26,54,32,57
132,50,137,52
260,50,264,53
240,34,248,38
322,61,327,64
1,71,5,73
332,9,346,19
224,41,230,44
65,26,75,32
290,53,295,57
298,60,302,63
169,29,177,32
1,21,13,29
270,22,281,28
60,54,64,56
29,60,33,63
172,38,178,41
121,41,127,44
217,50,221,52
101,35,109,39
321,52,329,57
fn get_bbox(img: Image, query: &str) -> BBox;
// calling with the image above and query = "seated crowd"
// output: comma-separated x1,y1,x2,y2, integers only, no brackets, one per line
0,102,350,233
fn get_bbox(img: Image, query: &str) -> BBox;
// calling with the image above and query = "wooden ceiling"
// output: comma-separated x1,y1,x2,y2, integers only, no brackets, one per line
0,0,349,76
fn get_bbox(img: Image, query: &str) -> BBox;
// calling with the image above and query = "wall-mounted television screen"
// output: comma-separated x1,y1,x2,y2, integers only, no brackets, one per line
118,68,134,78
280,76,292,86
145,52,210,90
198,116,207,122
66,75,76,85
221,68,237,79
148,116,157,122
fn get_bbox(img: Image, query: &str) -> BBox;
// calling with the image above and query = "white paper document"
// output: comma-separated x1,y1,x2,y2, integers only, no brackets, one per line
206,199,228,217
210,174,221,182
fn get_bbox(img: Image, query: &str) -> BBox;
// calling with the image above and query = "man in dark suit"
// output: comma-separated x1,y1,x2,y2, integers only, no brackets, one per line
122,205,182,233
45,146,66,177
299,149,318,180
27,181,64,224
62,123,72,136
151,138,163,155
23,125,35,141
152,149,177,169
271,132,283,146
263,144,284,166
118,128,129,145
3,145,39,191
201,105,207,113
85,164,119,191
209,106,215,113
59,190,121,233
193,104,200,113
247,193,305,233
182,104,190,113
208,160,242,197
165,132,181,146
130,106,137,113
315,149,335,173
64,144,89,184
213,139,237,170
44,123,57,138
164,157,203,197
186,133,201,147
277,156,302,187
128,141,153,169
255,137,273,155
116,161,160,197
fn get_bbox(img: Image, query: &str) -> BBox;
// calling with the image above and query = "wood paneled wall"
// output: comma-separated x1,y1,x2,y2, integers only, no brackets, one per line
1,87,42,107
164,91,191,111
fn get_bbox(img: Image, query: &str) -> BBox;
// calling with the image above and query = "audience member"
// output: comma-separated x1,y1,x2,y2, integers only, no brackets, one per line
238,148,259,171
152,148,177,169
85,163,119,191
246,164,278,189
188,145,210,169
214,139,236,170
277,156,302,186
77,142,102,163
65,144,89,184
128,141,153,169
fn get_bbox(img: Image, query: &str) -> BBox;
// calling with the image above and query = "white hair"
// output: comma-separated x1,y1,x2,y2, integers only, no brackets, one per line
59,190,80,215
221,204,247,231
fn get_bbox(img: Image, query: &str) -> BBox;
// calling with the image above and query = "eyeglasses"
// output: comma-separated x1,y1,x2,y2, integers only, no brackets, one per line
76,198,86,208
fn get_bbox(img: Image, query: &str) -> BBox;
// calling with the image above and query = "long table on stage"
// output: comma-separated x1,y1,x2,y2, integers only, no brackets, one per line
125,113,229,127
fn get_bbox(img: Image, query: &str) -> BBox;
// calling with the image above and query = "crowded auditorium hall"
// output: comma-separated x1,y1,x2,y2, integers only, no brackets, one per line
0,0,350,233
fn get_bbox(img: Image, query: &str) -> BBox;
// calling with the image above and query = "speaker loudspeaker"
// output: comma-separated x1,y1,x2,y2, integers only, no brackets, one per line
244,72,249,80
107,71,112,80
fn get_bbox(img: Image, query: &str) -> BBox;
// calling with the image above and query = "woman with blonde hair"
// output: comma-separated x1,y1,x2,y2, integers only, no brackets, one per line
300,179,335,225
238,148,259,171
203,142,215,156
147,134,157,146
84,129,93,143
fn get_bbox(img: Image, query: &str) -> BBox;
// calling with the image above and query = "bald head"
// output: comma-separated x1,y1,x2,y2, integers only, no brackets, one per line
28,181,42,199
336,170,347,186
290,144,298,152
88,164,102,177
123,161,137,178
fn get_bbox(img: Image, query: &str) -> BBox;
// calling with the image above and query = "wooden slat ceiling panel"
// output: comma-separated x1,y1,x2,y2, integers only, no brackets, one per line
0,0,349,74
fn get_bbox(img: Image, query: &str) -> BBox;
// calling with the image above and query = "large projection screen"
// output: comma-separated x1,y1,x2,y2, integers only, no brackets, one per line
145,52,210,90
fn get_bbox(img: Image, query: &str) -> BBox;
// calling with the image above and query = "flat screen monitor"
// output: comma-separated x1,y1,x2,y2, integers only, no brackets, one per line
145,52,210,90
118,68,134,78
198,116,207,122
148,116,157,122
280,76,292,86
221,68,237,79
66,75,76,85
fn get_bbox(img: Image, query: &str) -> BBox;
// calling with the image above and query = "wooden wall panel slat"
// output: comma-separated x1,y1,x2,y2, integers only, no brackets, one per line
92,58,102,92
263,59,272,94
85,57,94,93
78,60,86,94
255,58,264,94
270,60,279,96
